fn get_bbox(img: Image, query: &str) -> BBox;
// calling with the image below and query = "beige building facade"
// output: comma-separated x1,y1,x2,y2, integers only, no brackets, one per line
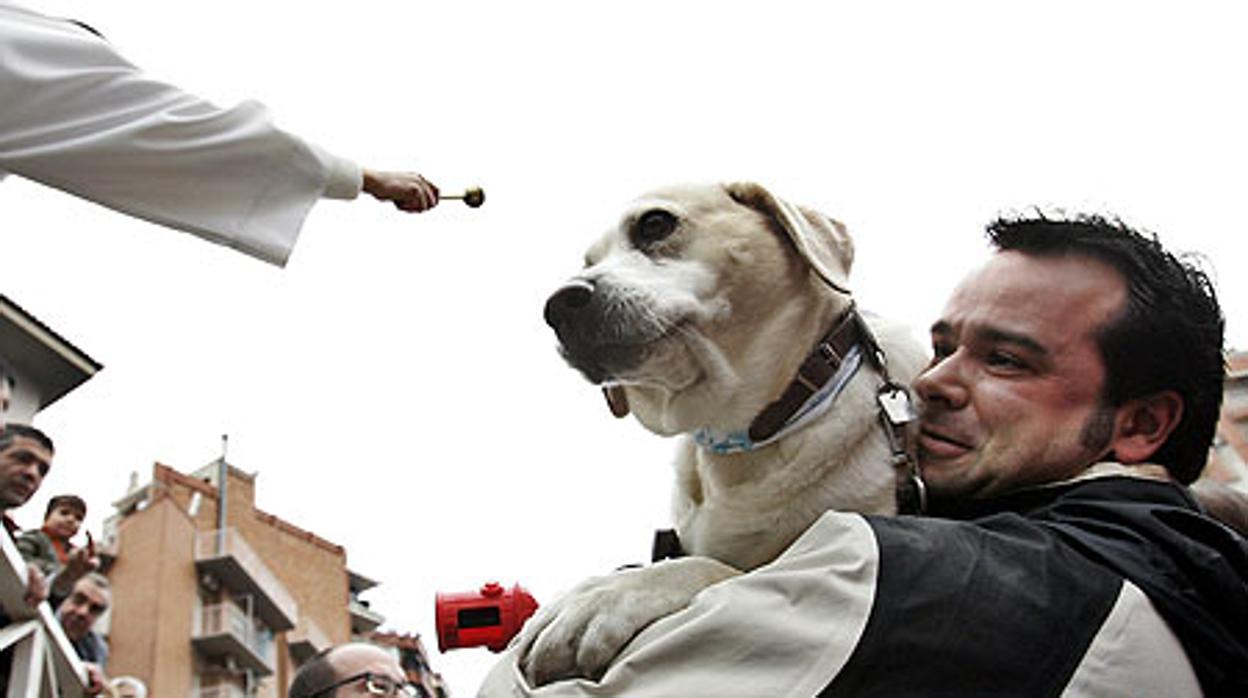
102,461,363,697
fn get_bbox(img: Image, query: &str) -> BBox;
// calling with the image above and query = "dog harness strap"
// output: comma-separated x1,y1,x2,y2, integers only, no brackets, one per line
651,529,687,562
748,307,864,442
856,314,927,514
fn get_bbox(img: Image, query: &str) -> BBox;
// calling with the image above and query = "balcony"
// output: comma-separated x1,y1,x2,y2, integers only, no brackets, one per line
195,529,297,631
288,616,331,664
191,601,275,676
194,684,247,698
349,598,385,635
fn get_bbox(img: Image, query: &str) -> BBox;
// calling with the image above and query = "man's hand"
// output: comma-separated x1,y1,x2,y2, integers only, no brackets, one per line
83,663,106,695
51,536,100,598
362,170,440,212
24,564,47,606
63,544,100,580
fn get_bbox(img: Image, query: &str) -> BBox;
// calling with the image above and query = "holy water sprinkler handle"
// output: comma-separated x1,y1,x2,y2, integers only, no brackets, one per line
444,186,485,208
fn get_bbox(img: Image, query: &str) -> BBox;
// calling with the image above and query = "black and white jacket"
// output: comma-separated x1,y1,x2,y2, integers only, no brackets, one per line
482,465,1248,697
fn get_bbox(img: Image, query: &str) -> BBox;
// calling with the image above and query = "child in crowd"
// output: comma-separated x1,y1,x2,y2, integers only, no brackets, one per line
17,494,89,577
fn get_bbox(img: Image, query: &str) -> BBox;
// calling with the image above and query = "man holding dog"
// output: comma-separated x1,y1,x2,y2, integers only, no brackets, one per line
483,214,1248,696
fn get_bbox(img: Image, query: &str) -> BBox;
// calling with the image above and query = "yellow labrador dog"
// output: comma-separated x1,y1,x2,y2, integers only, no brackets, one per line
524,182,926,686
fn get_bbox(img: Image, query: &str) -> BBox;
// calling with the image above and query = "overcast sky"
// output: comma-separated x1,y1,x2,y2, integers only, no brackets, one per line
5,0,1247,691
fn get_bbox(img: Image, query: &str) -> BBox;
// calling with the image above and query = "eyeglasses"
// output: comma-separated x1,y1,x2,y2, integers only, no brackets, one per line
309,671,425,697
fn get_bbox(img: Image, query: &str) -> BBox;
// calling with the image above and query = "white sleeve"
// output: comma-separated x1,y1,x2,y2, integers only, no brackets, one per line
478,512,879,697
0,3,362,266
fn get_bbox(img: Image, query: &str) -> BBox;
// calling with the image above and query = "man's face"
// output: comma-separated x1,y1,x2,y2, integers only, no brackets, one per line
326,643,409,695
914,251,1128,501
57,577,109,640
45,504,83,539
0,435,52,509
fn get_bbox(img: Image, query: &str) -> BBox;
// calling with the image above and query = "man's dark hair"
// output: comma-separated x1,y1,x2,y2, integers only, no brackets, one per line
289,645,338,698
45,494,87,520
79,571,110,594
988,213,1225,484
0,423,54,454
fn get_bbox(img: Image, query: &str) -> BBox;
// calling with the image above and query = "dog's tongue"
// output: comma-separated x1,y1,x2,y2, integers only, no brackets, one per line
603,385,631,418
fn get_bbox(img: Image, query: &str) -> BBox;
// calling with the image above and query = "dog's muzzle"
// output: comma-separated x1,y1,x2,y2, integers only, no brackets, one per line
544,279,659,384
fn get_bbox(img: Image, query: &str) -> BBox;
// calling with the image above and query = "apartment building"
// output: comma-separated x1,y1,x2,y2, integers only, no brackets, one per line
0,293,100,423
370,631,449,698
101,460,387,696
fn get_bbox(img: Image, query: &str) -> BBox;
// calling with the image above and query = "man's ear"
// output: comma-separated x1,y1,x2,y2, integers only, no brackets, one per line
1110,390,1184,464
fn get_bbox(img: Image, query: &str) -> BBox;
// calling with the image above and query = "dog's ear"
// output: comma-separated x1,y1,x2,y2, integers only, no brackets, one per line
723,182,854,294
603,385,630,418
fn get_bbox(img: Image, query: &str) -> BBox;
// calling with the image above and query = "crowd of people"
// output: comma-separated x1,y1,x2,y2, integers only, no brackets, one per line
0,416,426,694
2,0,442,692
0,419,139,694
2,0,450,685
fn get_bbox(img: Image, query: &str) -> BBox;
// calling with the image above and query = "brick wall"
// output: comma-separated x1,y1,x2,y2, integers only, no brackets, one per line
107,463,354,696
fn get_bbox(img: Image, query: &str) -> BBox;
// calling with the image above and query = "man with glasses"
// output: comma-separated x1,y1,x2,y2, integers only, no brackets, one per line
289,642,425,697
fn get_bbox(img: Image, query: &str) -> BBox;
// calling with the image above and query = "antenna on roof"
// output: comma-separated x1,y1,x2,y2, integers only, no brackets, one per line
216,433,229,555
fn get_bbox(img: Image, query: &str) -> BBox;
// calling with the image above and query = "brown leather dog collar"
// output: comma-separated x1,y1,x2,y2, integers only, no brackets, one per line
748,304,880,442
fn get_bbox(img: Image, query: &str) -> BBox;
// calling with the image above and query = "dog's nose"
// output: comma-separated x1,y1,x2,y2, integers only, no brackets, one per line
545,279,595,330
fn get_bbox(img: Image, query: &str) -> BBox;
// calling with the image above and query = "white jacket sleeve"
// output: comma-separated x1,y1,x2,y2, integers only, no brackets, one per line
479,513,880,697
0,2,361,266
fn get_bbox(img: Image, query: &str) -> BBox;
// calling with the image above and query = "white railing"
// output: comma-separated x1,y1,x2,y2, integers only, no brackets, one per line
0,527,90,696
194,529,297,627
194,601,275,669
349,598,385,629
194,684,246,698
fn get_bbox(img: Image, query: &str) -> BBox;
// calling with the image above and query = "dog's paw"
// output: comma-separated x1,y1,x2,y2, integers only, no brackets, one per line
518,556,738,686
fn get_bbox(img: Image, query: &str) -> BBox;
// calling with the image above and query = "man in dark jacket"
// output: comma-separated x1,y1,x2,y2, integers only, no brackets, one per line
483,214,1248,697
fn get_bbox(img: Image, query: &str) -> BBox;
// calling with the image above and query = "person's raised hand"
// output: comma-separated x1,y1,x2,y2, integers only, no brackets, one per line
24,564,47,606
362,170,440,212
54,536,101,596
83,663,107,695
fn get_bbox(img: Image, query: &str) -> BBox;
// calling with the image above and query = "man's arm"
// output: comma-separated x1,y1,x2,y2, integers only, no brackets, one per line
482,512,882,696
0,5,439,267
483,502,1208,697
13,529,58,578
23,563,47,606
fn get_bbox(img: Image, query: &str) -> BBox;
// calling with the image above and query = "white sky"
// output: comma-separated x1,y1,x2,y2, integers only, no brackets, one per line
5,0,1248,691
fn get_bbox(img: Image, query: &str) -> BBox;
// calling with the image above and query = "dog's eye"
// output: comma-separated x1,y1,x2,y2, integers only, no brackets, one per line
634,210,678,247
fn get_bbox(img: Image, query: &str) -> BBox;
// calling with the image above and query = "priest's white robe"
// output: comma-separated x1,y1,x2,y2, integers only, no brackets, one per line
0,1,360,266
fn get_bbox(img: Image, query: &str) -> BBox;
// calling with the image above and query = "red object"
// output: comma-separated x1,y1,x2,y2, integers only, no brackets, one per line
435,581,539,653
